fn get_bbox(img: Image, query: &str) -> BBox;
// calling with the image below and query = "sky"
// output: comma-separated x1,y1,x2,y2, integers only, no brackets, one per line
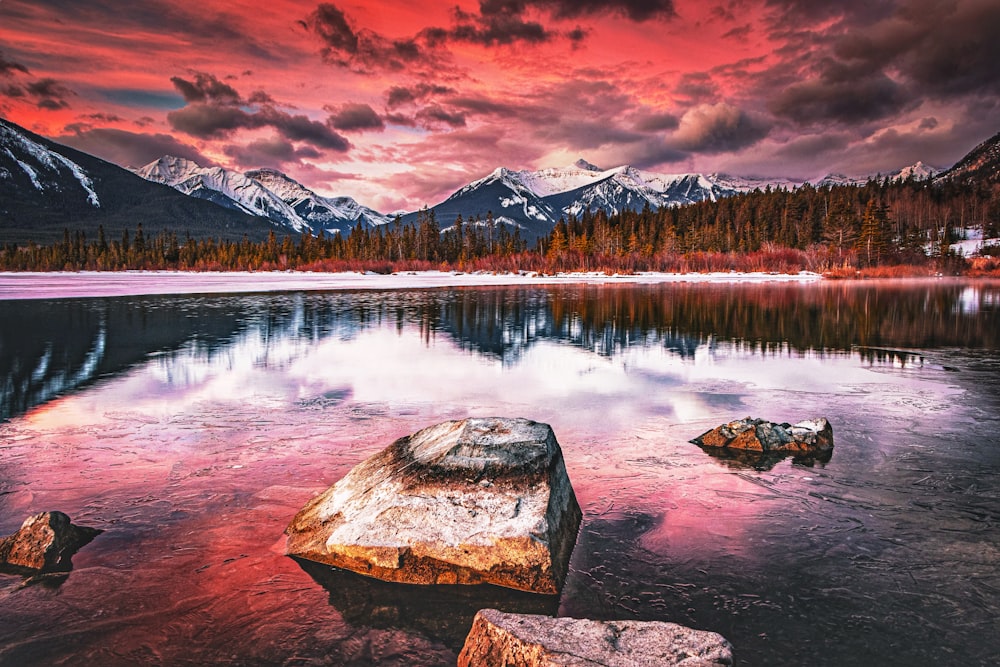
1,0,999,212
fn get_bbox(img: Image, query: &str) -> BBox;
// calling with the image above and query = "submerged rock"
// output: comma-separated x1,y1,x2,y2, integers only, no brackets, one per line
0,511,101,572
457,609,734,666
691,417,833,456
285,418,582,594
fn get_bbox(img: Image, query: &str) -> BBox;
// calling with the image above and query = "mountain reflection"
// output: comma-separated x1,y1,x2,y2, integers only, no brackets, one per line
3,281,998,420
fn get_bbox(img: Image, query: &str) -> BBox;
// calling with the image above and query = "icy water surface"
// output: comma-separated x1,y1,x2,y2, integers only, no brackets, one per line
1,280,999,665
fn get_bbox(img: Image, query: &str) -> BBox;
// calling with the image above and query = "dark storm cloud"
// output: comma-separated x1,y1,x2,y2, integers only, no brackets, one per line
166,73,351,152
57,127,211,167
769,70,910,125
301,4,440,74
326,103,385,131
760,0,1000,127
434,5,552,47
482,0,676,22
386,84,455,109
1,85,25,98
0,51,30,77
671,103,771,153
303,0,675,72
170,73,241,105
415,105,467,128
167,104,253,137
223,137,323,169
384,113,418,127
24,78,74,110
833,0,1000,97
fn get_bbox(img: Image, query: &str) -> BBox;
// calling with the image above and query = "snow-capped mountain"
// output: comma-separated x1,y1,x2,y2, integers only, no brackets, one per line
893,161,938,181
0,118,276,244
403,161,791,240
1,118,101,209
136,157,389,236
245,168,391,234
137,157,308,233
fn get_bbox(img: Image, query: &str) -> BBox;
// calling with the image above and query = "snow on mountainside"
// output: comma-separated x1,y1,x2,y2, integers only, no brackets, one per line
1,120,100,207
136,157,388,236
0,117,278,244
137,157,307,232
400,160,791,241
245,168,391,234
893,161,938,181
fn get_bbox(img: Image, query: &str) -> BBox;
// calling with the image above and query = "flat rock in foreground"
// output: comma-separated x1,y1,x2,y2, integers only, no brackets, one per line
458,609,734,666
285,418,582,594
691,416,833,456
0,511,101,572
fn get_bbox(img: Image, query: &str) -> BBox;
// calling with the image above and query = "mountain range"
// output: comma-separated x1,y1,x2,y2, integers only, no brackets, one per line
135,156,391,236
3,115,996,246
0,118,278,244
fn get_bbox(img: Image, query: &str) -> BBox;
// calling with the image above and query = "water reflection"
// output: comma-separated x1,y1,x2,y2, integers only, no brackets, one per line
3,281,998,420
2,280,1000,666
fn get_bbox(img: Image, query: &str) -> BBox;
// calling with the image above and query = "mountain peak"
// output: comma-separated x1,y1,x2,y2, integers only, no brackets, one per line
574,159,603,172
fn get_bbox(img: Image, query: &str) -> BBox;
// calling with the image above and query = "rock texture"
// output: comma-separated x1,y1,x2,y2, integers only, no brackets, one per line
285,418,582,594
457,609,734,666
691,417,833,456
0,511,100,572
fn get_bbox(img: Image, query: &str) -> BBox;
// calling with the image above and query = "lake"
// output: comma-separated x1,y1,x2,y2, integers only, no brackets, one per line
1,279,999,665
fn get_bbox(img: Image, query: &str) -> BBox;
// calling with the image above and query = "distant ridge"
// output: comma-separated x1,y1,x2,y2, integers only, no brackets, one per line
0,117,277,244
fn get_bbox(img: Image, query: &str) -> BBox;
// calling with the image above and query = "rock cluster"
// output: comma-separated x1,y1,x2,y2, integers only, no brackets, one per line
458,609,734,666
285,417,582,594
0,511,100,572
691,417,833,456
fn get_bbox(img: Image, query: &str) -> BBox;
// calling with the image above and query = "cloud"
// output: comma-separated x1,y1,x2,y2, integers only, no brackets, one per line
165,73,351,152
631,111,680,132
415,105,467,128
486,0,676,22
431,5,552,47
24,78,74,110
223,137,323,168
0,51,30,77
170,72,241,104
759,0,1000,128
769,70,910,125
670,102,771,153
326,103,384,131
56,127,211,168
301,3,441,74
386,83,455,109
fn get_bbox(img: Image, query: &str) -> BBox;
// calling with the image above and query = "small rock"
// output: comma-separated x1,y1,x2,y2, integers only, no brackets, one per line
285,418,582,594
691,417,833,456
457,609,734,666
0,511,101,572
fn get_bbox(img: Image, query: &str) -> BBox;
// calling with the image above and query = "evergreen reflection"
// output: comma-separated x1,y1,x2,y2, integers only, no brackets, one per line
2,281,997,420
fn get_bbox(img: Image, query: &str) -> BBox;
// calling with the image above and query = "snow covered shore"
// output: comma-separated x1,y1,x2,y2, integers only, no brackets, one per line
0,269,822,301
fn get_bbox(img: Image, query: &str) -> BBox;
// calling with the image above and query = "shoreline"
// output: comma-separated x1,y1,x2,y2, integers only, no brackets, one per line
0,269,988,301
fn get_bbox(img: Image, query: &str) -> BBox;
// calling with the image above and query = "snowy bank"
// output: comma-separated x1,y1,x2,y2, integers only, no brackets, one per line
0,269,822,301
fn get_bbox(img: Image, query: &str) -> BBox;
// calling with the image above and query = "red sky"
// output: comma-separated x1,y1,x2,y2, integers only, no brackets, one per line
2,0,999,211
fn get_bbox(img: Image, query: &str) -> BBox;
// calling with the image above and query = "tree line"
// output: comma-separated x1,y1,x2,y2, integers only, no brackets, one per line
2,176,998,275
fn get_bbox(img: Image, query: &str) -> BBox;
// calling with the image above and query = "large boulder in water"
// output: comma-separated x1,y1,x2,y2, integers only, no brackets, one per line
285,418,582,594
0,511,100,572
457,609,734,666
691,417,833,456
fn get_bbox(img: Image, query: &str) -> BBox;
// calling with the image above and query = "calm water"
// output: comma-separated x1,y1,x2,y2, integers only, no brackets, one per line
1,280,999,666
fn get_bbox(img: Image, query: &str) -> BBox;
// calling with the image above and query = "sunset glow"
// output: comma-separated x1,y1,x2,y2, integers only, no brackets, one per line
2,0,998,211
